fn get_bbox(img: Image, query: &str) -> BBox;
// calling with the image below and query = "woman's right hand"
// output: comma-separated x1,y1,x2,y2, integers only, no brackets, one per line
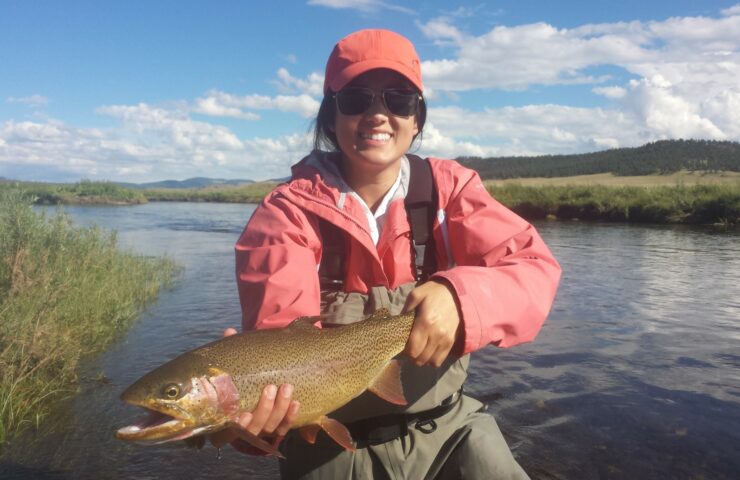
218,327,301,455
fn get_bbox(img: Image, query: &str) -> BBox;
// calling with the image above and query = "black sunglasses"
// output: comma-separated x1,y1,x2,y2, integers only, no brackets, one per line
334,87,422,117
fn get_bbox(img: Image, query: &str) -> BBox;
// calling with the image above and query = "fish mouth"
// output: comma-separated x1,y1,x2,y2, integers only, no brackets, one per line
116,402,196,443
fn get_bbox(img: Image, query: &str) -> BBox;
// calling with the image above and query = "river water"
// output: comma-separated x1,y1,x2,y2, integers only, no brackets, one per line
2,202,739,480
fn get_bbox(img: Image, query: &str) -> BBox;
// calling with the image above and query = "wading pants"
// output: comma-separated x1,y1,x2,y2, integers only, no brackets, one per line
278,394,530,480
278,283,530,479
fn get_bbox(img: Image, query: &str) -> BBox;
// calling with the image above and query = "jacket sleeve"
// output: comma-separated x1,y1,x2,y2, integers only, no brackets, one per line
235,193,322,331
431,164,561,352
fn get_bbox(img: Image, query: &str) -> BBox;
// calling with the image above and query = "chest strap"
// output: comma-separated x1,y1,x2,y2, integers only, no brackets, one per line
318,154,438,290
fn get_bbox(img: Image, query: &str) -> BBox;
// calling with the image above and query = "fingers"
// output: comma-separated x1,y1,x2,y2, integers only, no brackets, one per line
238,384,298,437
261,384,294,434
402,282,427,314
245,384,278,435
223,327,238,337
406,322,455,367
404,281,462,367
275,400,301,437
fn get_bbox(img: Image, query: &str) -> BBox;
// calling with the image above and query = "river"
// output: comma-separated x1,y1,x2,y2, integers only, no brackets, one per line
1,201,739,479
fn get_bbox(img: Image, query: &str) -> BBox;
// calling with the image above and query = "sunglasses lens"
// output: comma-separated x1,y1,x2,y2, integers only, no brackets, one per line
336,89,374,115
384,90,419,117
335,88,420,116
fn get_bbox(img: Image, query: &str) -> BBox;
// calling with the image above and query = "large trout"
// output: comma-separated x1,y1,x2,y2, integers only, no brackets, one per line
115,309,414,456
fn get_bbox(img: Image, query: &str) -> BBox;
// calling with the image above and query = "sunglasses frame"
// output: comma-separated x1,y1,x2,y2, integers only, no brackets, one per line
333,87,422,118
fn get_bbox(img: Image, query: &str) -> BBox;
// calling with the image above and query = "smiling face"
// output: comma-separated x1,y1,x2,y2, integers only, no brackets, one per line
333,69,420,178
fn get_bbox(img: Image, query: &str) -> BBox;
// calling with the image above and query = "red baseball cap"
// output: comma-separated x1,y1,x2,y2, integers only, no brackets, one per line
323,29,424,95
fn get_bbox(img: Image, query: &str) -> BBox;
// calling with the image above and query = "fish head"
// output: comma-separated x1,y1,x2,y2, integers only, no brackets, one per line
116,353,240,444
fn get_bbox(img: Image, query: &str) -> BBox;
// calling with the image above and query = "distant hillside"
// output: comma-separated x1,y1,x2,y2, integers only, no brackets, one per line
116,177,254,189
457,139,740,180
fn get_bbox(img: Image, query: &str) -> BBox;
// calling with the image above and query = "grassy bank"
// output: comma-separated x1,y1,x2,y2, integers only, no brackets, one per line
489,183,740,224
3,176,739,225
142,181,278,203
0,191,177,444
0,180,147,205
484,170,740,187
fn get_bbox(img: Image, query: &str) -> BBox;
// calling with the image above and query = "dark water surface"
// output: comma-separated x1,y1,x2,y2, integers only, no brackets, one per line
2,202,739,479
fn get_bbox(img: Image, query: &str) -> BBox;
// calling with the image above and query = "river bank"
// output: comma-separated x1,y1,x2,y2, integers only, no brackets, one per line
2,202,737,479
2,174,738,225
0,192,177,444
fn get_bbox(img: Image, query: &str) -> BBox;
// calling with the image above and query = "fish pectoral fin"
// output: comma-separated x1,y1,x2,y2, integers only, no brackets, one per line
298,424,321,444
207,428,238,449
227,424,286,459
368,359,407,406
319,416,356,451
183,435,206,449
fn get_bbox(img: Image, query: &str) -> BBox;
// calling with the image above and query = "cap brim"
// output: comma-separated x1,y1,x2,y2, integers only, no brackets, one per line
327,59,423,94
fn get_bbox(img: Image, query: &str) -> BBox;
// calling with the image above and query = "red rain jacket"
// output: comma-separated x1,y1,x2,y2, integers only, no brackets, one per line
235,153,561,352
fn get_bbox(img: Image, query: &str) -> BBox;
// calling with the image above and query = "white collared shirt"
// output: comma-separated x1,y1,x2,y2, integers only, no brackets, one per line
350,168,402,245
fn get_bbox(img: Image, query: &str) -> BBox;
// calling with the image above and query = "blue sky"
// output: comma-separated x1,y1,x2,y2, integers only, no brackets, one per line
2,0,739,182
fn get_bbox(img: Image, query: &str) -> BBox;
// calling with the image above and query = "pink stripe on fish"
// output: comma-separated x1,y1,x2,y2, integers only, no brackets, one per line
208,374,240,416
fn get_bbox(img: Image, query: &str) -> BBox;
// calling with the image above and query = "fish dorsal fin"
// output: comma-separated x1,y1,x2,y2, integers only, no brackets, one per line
289,316,320,330
368,359,407,405
299,424,321,444
366,308,392,322
318,416,356,451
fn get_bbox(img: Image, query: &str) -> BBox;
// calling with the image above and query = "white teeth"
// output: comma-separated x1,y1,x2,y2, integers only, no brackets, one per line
360,133,391,141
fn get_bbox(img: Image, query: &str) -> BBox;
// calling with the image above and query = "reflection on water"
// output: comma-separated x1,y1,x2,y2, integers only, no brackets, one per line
2,203,739,479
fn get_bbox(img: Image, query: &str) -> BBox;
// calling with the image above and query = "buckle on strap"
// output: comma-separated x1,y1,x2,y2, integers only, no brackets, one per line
345,389,463,446
414,419,437,434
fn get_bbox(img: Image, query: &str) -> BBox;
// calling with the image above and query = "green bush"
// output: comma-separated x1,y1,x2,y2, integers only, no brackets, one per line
488,184,739,224
0,191,177,443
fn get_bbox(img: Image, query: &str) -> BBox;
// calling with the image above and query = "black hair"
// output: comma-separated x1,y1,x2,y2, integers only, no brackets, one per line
312,92,427,152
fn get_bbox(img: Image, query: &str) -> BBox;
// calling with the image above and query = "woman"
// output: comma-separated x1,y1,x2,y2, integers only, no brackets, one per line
227,29,561,479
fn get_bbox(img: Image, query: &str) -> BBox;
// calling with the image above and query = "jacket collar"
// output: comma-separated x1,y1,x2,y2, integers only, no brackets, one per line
277,150,412,264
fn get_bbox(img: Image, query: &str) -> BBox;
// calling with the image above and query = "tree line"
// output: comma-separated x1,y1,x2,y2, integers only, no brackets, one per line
456,139,740,179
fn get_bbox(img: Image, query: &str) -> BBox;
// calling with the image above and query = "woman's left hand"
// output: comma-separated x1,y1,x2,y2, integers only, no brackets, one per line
403,279,463,367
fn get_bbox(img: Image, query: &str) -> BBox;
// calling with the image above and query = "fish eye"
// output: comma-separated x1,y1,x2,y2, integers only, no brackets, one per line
163,384,180,399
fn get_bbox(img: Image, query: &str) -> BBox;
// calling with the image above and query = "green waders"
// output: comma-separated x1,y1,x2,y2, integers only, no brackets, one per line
278,284,530,480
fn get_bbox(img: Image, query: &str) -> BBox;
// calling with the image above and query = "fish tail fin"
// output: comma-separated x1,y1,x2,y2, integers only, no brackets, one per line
368,359,407,405
319,416,356,451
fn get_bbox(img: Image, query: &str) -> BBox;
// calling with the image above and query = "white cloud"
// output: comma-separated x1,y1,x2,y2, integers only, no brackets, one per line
593,86,627,99
624,75,725,139
420,18,465,44
307,0,414,14
99,103,245,151
419,8,740,145
0,112,312,182
274,68,325,97
3,6,740,183
422,104,642,157
722,4,740,16
420,19,649,91
193,96,261,120
6,94,49,107
193,90,320,119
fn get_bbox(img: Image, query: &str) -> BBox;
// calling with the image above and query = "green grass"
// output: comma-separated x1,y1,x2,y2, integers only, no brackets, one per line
489,183,740,224
3,177,738,224
484,170,740,187
0,180,147,205
142,181,278,203
0,190,178,443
